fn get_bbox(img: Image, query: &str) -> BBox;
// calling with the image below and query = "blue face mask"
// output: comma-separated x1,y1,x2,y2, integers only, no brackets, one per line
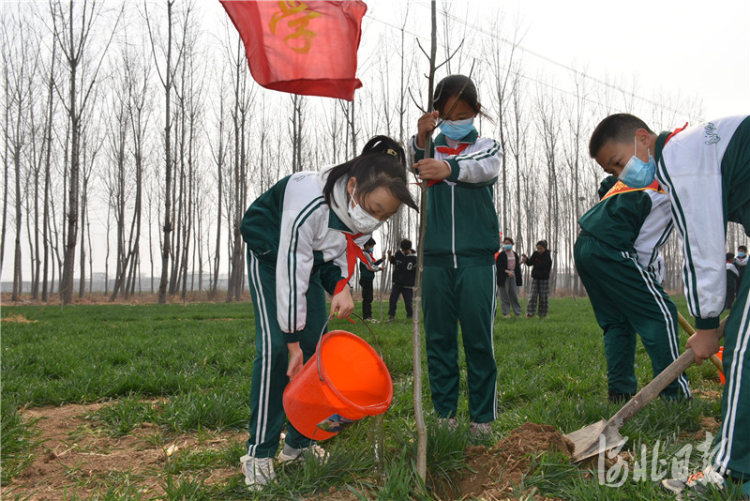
618,136,656,189
503,244,513,251
739,252,747,258
439,118,474,140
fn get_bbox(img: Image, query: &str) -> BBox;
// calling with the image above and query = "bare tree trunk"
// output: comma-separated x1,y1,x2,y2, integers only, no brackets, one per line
30,91,41,299
411,0,439,482
226,35,251,302
210,96,225,299
41,40,57,302
53,0,118,304
147,0,176,304
1,38,9,279
104,203,111,296
12,128,23,301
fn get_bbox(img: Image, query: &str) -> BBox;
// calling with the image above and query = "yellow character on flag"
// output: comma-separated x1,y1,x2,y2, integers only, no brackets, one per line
269,1,321,54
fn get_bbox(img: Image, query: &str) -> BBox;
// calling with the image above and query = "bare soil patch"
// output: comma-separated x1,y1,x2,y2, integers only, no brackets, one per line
439,423,572,501
5,402,573,500
1,402,246,501
1,313,37,323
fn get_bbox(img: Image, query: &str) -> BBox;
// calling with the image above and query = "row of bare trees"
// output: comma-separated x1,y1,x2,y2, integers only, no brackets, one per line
2,0,729,304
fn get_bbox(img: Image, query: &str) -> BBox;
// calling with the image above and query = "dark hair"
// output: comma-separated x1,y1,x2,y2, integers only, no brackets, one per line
434,75,481,114
323,135,418,212
433,74,493,123
365,238,376,247
400,239,412,251
589,113,655,158
727,252,736,261
503,237,514,245
536,240,548,250
739,245,748,252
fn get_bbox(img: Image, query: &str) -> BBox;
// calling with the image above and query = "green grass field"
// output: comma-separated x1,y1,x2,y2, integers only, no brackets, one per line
1,298,728,500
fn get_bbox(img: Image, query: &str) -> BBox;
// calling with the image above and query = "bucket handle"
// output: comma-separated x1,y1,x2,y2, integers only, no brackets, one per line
316,313,384,382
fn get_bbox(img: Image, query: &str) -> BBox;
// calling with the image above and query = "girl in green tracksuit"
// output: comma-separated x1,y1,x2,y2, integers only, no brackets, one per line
410,74,502,434
590,113,750,498
238,136,417,490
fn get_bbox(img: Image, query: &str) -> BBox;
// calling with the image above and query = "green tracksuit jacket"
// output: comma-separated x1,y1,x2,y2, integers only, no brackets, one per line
655,115,750,479
408,128,502,423
575,176,689,399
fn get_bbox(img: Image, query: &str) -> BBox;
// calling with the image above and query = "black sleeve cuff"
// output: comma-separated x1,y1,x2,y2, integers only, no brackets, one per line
695,316,720,330
286,331,302,343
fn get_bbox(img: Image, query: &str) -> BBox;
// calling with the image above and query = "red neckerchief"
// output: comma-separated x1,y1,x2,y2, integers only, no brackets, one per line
334,233,369,295
435,143,470,156
426,143,469,187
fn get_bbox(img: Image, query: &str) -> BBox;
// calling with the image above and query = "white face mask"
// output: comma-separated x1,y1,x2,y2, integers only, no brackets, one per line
348,186,384,234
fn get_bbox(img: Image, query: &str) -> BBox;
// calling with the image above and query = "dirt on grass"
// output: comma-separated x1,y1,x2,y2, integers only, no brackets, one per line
5,402,720,500
440,423,573,501
6,401,574,501
1,313,37,323
1,402,246,501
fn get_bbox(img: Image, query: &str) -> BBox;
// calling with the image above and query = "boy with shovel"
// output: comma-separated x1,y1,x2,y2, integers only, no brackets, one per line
589,113,750,498
574,175,691,403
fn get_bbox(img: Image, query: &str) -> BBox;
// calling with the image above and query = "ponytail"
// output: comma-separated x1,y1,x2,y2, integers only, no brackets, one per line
323,135,418,211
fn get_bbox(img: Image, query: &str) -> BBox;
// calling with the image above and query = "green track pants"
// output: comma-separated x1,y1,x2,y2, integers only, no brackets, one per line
423,264,498,423
574,234,690,399
715,229,750,479
245,250,327,458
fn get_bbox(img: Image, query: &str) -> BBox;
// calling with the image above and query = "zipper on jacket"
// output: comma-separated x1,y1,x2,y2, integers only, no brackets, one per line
451,185,457,268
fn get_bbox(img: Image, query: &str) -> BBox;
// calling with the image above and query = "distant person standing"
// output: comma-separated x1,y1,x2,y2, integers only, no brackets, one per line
387,239,417,321
727,252,740,311
522,240,552,318
359,238,384,322
736,245,748,288
496,237,522,318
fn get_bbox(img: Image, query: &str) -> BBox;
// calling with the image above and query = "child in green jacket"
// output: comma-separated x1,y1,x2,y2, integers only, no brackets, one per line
590,113,750,498
410,74,502,435
239,136,417,490
575,175,690,402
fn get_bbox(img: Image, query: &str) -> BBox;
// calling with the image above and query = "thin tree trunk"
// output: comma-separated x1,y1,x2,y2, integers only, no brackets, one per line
155,0,175,304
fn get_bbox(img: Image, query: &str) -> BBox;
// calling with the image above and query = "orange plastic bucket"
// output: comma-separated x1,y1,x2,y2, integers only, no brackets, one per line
717,347,725,385
283,330,393,440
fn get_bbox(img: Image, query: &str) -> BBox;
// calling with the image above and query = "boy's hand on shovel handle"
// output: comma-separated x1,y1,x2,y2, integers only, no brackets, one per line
686,328,721,365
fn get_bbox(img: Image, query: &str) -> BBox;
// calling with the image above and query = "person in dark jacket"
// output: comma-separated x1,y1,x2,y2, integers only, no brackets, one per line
496,237,522,318
359,238,384,322
727,252,740,311
521,240,552,318
387,239,417,321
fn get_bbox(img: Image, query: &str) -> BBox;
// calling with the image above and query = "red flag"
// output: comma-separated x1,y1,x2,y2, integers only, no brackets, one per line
221,1,367,101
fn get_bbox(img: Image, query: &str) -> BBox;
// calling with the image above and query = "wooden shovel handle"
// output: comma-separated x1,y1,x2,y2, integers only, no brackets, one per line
677,312,725,375
609,316,727,429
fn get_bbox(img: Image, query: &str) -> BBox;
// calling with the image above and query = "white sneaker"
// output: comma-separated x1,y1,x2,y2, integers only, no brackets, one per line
240,454,275,490
277,443,329,464
662,465,727,498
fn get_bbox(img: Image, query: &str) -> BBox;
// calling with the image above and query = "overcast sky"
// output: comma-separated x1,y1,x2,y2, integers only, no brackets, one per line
360,0,750,118
3,0,749,283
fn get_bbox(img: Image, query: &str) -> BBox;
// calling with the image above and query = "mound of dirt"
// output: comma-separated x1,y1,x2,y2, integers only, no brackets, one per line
450,422,574,501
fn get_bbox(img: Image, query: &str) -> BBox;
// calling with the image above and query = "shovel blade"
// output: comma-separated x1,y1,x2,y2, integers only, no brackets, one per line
564,419,626,463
